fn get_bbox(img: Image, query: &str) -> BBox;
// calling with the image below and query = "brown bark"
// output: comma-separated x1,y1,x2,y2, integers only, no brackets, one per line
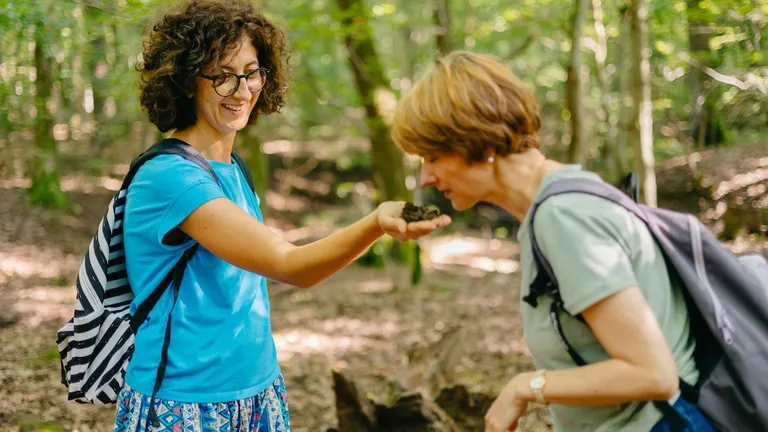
28,21,68,208
687,0,726,147
336,0,408,202
433,0,453,56
592,0,626,184
330,328,490,431
630,0,657,206
566,0,588,165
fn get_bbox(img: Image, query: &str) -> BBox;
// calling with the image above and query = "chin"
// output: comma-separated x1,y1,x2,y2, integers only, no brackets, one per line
449,197,477,211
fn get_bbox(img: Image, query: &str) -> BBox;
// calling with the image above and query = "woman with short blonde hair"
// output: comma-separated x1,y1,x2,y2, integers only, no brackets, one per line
392,51,714,432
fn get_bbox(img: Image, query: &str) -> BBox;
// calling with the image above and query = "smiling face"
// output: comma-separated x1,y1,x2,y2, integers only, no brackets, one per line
420,153,495,211
194,35,263,137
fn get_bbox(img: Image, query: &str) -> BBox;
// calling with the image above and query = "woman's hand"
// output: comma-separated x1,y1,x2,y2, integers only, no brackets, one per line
485,374,531,432
376,201,452,241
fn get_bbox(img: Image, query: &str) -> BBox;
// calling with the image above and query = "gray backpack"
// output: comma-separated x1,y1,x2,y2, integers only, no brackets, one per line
523,175,768,432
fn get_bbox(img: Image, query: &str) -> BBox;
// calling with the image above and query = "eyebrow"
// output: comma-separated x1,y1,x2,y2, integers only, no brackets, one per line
221,61,259,72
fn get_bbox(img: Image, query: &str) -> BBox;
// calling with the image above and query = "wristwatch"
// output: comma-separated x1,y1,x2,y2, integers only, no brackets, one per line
530,369,548,404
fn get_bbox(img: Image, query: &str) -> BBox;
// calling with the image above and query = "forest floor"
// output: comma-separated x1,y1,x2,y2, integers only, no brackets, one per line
0,142,766,432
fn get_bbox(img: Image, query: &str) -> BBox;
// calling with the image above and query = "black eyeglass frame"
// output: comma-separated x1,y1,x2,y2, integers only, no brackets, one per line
199,67,271,97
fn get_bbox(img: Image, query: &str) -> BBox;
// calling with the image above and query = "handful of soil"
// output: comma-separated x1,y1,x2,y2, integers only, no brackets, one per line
401,202,441,223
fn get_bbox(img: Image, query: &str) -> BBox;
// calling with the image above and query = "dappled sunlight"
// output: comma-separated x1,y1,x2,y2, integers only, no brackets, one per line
13,286,74,327
351,278,394,294
273,329,377,362
712,167,768,200
0,174,121,193
421,234,520,275
268,223,334,244
0,246,79,282
317,317,402,338
265,191,311,212
262,138,369,158
0,246,79,328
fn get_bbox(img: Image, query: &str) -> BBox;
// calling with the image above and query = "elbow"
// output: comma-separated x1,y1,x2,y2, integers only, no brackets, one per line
291,278,316,289
646,366,679,401
275,270,316,289
275,250,317,289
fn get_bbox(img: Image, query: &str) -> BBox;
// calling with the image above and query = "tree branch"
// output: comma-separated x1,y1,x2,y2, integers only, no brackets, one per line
506,35,535,61
679,52,766,93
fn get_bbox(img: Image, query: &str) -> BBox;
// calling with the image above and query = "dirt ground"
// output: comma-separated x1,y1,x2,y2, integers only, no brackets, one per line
0,179,552,432
1,141,766,432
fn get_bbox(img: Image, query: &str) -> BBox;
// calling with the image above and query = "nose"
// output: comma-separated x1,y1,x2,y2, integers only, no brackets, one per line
234,76,252,99
420,163,437,187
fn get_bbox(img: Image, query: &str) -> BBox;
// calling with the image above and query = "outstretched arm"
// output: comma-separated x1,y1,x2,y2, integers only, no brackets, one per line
179,198,450,288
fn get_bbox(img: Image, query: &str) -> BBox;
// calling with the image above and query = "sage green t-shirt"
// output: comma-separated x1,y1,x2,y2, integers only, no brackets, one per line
517,165,699,432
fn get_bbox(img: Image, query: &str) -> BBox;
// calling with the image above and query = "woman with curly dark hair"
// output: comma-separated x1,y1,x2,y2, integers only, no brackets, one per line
112,1,450,430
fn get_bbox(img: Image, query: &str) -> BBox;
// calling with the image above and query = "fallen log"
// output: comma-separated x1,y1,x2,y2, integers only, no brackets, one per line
330,325,499,431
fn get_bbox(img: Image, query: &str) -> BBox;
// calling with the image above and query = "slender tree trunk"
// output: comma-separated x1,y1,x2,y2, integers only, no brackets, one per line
433,0,452,56
336,0,408,202
592,0,625,184
566,0,588,165
686,0,725,148
236,130,270,214
629,0,656,206
86,6,108,153
29,21,69,208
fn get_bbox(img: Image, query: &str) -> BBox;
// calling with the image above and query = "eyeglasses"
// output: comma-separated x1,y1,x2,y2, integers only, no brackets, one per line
199,67,270,97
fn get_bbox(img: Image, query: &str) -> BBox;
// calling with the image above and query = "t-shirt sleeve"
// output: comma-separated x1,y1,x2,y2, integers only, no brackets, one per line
532,195,639,315
127,155,226,247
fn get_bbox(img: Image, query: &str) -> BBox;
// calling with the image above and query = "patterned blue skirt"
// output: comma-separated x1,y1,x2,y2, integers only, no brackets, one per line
113,375,290,432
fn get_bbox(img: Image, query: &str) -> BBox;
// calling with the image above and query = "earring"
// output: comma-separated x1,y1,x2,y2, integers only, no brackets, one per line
488,156,495,163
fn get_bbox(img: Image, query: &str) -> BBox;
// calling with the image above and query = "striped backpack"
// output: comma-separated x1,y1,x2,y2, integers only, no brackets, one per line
56,138,254,405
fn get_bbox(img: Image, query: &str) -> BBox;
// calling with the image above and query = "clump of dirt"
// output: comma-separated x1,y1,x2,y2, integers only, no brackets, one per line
401,202,441,222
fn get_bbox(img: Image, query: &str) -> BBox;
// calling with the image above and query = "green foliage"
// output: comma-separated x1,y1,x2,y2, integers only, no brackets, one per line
0,0,766,203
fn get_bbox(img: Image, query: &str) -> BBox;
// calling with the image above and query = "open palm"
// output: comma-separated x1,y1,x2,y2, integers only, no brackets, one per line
376,201,451,242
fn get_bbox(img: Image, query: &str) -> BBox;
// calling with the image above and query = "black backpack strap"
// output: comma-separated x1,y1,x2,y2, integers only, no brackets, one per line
121,138,219,427
123,138,219,189
144,245,196,428
621,172,640,203
231,150,256,193
524,176,688,432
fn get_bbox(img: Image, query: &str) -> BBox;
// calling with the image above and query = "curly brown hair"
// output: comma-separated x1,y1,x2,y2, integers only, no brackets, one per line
137,0,291,132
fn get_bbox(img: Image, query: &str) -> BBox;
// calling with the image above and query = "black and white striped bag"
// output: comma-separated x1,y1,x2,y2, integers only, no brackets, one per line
56,139,254,405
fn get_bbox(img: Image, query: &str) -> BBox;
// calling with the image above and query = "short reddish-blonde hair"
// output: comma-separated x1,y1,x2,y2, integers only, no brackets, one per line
392,51,541,162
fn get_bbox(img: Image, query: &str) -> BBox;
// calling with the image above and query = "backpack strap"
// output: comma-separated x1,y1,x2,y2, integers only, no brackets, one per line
121,138,221,427
124,138,219,189
524,175,688,432
231,150,256,193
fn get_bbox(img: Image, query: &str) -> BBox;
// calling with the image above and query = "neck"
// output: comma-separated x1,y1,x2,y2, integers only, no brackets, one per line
169,122,236,163
485,150,565,221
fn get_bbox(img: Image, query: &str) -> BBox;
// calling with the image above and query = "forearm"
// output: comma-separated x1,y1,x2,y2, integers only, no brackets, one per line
515,360,678,406
283,211,383,288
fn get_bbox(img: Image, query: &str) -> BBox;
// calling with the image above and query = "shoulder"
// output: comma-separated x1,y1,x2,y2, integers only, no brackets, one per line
126,153,221,207
535,193,630,226
532,193,638,249
133,154,215,184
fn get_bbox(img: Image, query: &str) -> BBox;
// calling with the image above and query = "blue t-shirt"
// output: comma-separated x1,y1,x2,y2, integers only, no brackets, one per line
123,154,280,403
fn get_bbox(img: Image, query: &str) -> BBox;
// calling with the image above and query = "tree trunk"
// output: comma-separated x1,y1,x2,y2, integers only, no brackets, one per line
592,0,625,184
330,328,490,431
566,0,588,165
629,0,657,206
336,0,409,203
433,0,452,56
686,0,726,148
86,6,108,154
28,21,69,209
236,129,270,214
